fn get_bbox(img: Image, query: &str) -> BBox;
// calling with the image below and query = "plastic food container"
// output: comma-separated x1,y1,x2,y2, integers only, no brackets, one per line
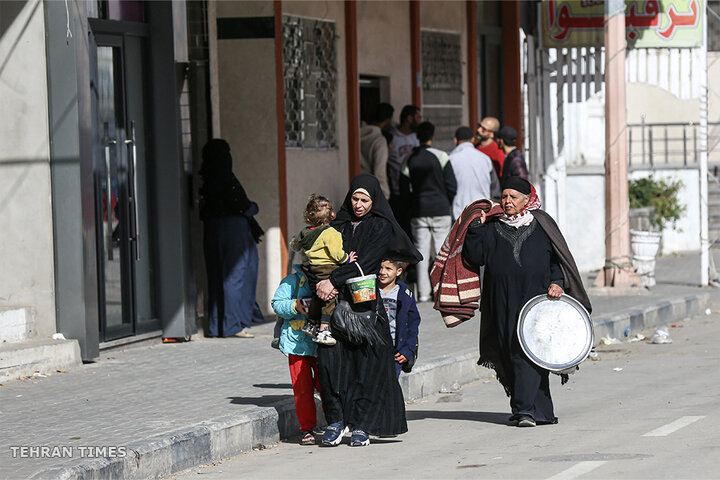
345,263,376,303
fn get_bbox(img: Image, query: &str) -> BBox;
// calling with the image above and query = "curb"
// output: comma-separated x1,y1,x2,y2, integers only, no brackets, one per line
31,292,710,479
399,351,493,401
592,292,710,340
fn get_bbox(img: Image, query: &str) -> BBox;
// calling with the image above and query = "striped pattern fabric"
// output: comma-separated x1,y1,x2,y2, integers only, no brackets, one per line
430,200,505,327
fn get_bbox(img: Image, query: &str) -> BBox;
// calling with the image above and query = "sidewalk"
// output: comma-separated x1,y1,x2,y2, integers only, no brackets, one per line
1,252,718,479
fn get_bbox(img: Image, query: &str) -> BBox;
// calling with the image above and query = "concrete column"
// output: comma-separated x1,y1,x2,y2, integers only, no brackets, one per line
597,0,639,287
0,0,56,339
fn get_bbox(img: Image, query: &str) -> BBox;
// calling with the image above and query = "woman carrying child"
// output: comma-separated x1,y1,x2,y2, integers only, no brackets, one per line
314,174,422,447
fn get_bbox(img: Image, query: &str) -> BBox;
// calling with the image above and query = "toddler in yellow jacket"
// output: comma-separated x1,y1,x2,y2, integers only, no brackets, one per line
291,194,356,345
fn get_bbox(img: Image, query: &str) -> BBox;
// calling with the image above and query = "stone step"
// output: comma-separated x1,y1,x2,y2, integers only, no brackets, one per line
0,338,81,383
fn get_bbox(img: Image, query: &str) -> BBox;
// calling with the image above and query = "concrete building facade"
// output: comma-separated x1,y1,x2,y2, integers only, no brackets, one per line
14,0,714,376
1,0,529,377
1,0,204,373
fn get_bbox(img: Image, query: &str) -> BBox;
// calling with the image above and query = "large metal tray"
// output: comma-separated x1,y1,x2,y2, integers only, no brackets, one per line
517,294,594,372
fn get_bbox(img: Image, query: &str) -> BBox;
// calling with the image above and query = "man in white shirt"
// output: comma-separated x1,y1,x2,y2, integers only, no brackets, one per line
449,126,500,221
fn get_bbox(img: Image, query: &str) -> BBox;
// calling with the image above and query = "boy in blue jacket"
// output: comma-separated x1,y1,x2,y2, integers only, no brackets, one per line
271,265,321,445
378,259,421,378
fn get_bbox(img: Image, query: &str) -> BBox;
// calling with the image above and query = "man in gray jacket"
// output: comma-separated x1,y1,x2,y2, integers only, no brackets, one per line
360,103,394,199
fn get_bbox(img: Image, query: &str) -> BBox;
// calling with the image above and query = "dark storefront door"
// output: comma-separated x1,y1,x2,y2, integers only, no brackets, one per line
93,32,157,342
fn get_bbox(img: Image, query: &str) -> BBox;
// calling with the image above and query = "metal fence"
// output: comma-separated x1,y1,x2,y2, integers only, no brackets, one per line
627,120,720,168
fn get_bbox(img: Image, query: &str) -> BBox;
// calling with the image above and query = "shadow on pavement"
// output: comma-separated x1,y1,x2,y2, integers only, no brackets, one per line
406,410,509,425
228,394,293,406
317,437,403,447
252,383,293,389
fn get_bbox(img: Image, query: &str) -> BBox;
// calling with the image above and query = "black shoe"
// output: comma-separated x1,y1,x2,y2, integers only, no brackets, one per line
517,415,536,427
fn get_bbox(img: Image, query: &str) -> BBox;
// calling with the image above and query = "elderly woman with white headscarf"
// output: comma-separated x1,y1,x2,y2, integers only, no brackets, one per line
462,176,591,428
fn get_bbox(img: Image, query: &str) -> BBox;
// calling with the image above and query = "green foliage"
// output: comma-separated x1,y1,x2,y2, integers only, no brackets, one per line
628,176,686,230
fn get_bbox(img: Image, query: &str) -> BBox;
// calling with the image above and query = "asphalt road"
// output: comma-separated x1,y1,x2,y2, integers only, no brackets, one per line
170,312,720,480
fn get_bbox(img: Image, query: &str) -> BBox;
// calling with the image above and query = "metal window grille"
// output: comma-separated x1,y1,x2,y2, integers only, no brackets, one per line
283,16,337,149
421,30,463,152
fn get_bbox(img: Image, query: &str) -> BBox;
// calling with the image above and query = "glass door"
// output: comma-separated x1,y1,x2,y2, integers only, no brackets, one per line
94,33,156,341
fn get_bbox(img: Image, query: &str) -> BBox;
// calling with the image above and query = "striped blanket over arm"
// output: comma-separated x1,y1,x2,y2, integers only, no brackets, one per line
430,200,504,327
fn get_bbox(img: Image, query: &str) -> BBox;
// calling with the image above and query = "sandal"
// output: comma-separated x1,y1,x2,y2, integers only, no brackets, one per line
300,430,315,445
233,328,254,338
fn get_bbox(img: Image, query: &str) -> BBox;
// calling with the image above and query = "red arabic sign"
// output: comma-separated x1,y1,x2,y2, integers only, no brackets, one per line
543,0,703,47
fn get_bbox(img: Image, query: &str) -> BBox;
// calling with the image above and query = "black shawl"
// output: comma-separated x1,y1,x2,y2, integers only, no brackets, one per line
199,139,264,242
333,173,422,265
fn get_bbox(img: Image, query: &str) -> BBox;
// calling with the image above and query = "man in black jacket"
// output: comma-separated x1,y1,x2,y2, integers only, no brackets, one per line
400,122,457,302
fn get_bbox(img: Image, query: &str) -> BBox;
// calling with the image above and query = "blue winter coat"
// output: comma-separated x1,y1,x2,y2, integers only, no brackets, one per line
271,265,317,357
393,279,421,362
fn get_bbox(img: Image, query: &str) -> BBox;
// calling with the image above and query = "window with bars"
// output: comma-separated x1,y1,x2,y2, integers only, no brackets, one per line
421,30,463,152
283,16,337,149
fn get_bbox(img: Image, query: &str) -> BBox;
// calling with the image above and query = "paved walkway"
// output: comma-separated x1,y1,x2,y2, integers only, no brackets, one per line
1,252,718,479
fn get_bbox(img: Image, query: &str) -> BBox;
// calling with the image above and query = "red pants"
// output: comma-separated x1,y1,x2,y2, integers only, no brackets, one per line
288,354,321,431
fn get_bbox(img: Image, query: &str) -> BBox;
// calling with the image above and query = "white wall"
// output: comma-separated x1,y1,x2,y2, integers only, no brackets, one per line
357,1,412,110
563,173,606,272
215,0,280,313
629,169,701,254
557,167,697,273
0,0,56,337
626,83,699,124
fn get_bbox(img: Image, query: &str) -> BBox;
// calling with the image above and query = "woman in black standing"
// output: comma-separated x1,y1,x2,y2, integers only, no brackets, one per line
314,174,421,447
200,139,264,338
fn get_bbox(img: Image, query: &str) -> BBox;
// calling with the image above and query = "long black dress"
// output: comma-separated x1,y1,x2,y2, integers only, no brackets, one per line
316,215,408,435
463,218,564,424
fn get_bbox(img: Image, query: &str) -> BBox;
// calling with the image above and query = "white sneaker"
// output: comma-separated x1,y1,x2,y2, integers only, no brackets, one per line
418,296,432,303
314,330,337,345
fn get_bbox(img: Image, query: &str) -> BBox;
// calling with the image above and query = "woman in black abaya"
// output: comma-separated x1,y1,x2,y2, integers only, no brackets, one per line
314,174,422,447
200,139,264,338
462,176,591,427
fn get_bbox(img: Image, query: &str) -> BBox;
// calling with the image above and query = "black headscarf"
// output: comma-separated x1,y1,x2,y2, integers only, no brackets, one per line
200,138,233,182
333,173,422,264
501,176,531,195
198,139,265,242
